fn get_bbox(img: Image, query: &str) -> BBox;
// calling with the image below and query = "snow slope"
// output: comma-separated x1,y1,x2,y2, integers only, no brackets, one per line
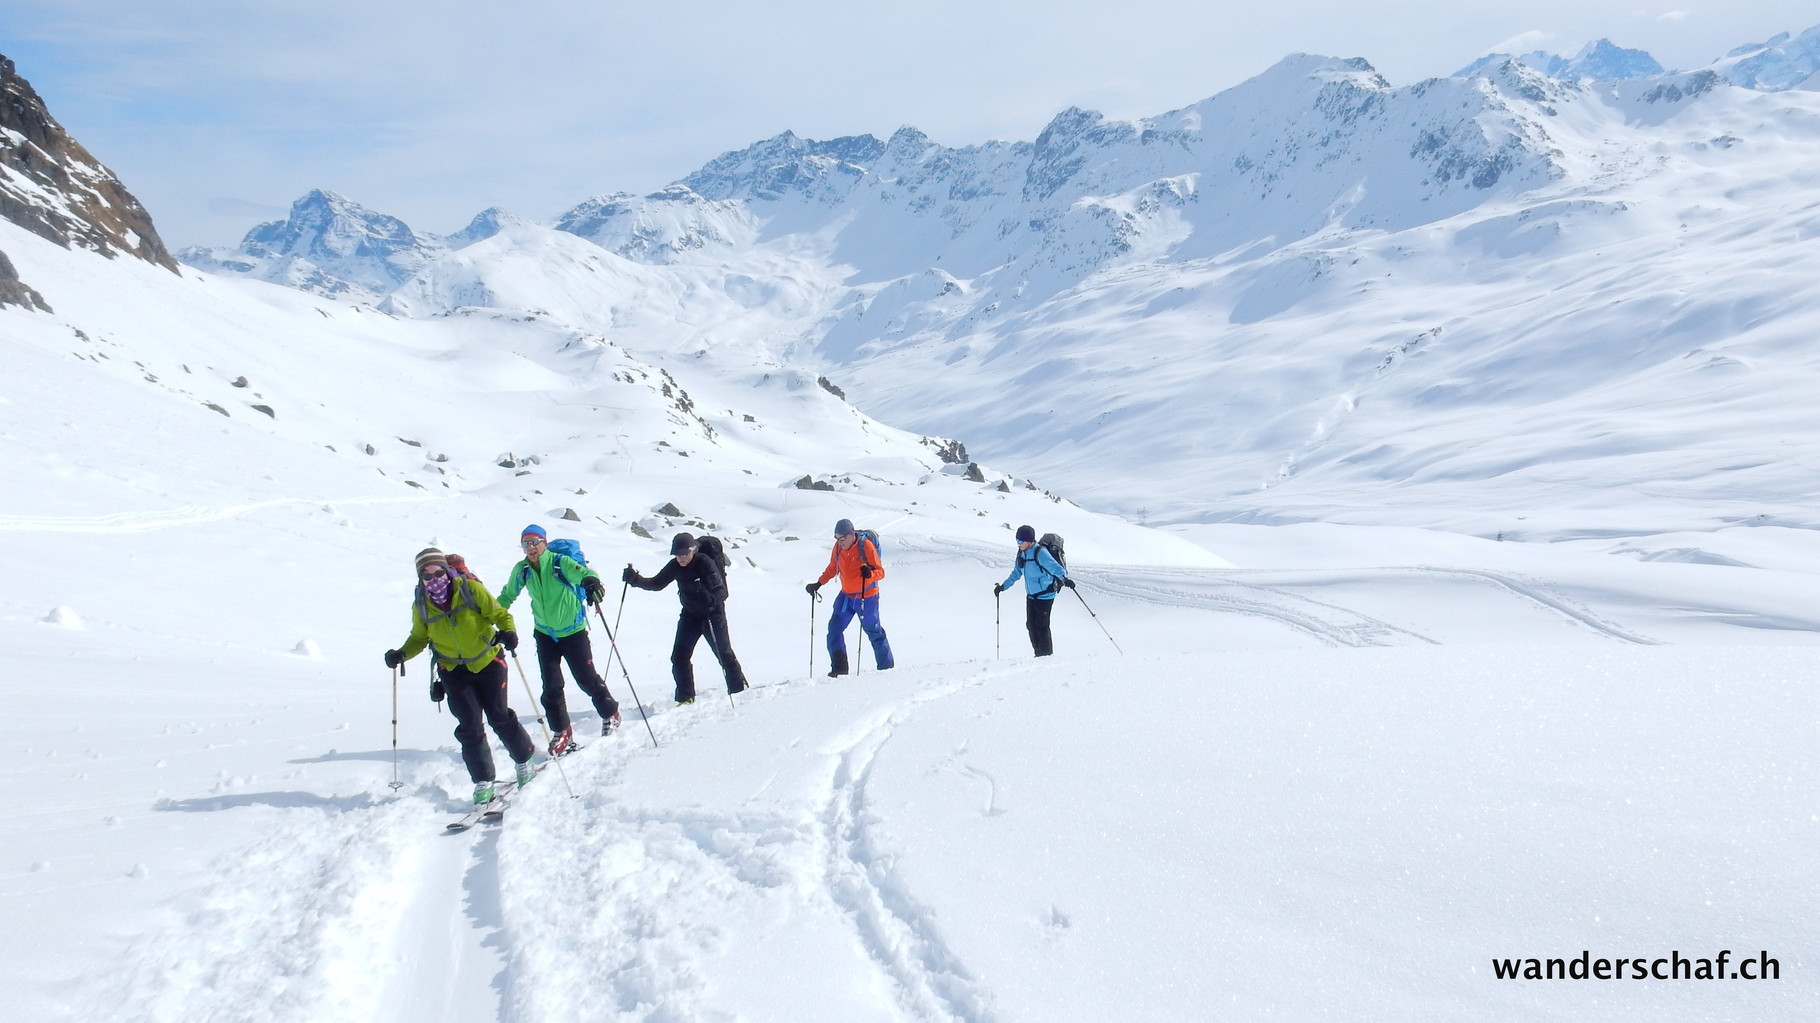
8,205,1820,1021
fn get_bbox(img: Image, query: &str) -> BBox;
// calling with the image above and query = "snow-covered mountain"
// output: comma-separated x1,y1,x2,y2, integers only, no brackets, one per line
173,24,1820,538
1714,25,1820,90
1454,38,1665,81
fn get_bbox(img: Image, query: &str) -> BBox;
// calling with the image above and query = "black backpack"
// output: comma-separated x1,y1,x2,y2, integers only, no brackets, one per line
696,535,732,589
1037,533,1066,570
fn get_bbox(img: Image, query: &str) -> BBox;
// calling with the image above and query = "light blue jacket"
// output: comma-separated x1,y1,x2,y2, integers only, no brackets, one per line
1002,545,1067,600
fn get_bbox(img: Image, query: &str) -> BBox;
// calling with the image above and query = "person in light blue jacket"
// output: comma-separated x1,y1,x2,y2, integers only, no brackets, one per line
994,524,1072,656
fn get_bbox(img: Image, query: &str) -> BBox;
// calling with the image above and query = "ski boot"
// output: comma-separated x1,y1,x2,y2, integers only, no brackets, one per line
549,728,576,757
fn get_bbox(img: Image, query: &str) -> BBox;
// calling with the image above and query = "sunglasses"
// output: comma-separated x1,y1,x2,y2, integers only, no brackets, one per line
421,566,447,579
520,538,545,549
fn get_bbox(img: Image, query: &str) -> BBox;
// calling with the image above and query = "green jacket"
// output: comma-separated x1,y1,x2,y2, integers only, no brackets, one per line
497,550,601,638
398,577,515,671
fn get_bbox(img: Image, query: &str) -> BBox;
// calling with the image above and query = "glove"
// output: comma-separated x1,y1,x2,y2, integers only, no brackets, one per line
384,649,404,669
992,583,1004,596
621,565,637,584
494,629,519,651
805,581,822,595
430,678,445,703
1063,577,1076,589
583,576,606,605
860,565,873,579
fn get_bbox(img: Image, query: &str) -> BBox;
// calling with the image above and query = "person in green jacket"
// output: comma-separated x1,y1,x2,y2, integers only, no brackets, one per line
496,524,620,755
384,547,536,806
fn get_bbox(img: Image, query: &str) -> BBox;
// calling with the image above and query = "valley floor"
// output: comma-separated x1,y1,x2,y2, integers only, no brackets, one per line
3,522,1815,1022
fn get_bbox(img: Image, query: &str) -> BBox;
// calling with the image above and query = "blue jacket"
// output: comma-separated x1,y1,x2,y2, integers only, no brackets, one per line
1002,545,1066,599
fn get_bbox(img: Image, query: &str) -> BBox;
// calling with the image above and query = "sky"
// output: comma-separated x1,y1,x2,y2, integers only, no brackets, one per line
4,0,1817,249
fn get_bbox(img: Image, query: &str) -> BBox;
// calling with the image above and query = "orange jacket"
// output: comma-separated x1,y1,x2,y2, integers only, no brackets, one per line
817,536,883,597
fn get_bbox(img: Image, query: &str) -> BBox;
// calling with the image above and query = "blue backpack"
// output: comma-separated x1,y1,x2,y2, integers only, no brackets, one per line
522,538,589,601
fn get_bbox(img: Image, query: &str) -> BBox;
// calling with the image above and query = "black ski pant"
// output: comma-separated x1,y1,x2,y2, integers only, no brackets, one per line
671,603,747,702
534,629,618,733
1025,596,1056,657
443,657,536,784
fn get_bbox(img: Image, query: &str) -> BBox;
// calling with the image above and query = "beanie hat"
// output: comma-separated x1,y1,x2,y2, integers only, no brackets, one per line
415,547,451,574
521,523,547,540
1015,525,1036,543
834,518,855,536
671,532,698,555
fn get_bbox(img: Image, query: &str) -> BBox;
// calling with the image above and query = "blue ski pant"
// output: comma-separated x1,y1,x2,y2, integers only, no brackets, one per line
827,593,893,669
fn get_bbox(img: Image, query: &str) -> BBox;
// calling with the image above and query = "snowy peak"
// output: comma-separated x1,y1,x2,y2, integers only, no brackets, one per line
681,131,887,203
554,185,755,263
240,189,433,276
445,206,531,249
1714,24,1820,90
0,53,177,272
178,188,445,300
1456,39,1663,81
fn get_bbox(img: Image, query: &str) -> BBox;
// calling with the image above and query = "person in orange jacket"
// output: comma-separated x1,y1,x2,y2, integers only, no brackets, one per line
805,518,894,676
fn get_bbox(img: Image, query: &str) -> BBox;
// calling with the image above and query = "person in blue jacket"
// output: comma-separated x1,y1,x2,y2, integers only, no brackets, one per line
994,524,1073,656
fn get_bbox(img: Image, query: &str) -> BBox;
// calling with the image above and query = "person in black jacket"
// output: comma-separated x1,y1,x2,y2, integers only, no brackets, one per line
623,532,749,704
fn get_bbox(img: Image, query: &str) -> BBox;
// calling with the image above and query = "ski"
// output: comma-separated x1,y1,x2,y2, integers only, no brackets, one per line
446,799,499,833
444,768,540,832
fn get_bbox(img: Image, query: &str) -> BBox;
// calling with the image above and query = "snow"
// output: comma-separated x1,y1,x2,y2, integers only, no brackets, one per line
6,31,1820,1023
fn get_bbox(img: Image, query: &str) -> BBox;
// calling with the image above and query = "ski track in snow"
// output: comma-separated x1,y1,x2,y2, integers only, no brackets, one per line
814,667,1015,1023
905,536,1434,648
95,786,471,1023
1396,566,1662,644
909,535,1656,646
74,555,1661,1023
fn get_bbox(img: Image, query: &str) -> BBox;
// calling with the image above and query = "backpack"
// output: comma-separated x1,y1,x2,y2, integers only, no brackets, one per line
695,535,732,589
446,553,482,586
521,538,588,601
855,528,883,567
1037,533,1066,570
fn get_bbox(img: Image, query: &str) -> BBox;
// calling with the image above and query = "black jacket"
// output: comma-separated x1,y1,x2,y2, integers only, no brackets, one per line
627,555,727,616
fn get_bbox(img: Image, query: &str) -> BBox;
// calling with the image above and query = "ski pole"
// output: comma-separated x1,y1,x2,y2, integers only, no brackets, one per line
389,667,404,790
507,650,577,799
1070,586,1123,654
594,603,659,747
602,580,634,685
994,590,1001,660
808,590,816,680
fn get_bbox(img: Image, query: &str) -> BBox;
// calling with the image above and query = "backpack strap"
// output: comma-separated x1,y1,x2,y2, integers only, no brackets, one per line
415,579,493,668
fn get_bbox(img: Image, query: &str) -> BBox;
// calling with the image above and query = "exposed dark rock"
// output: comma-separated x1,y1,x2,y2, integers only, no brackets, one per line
251,404,275,418
792,474,836,491
629,521,653,539
0,248,49,311
920,436,968,464
816,376,846,399
654,502,683,516
963,462,987,482
0,54,178,271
